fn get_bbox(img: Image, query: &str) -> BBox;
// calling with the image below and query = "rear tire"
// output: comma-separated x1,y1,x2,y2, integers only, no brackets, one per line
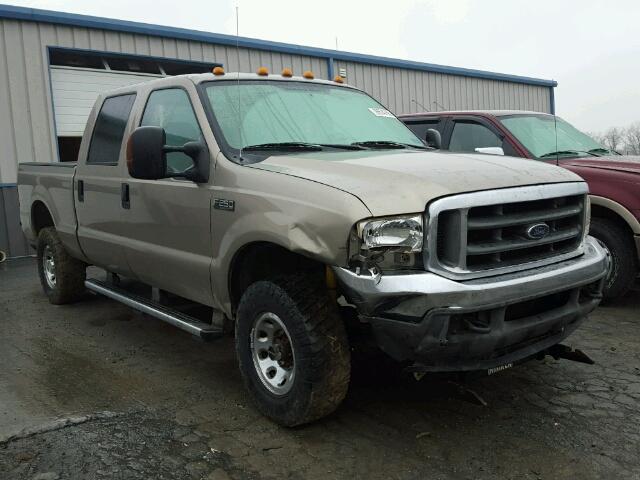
589,217,637,302
235,274,350,426
37,227,86,304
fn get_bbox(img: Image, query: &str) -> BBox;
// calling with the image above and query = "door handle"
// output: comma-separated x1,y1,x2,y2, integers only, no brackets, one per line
121,183,130,209
77,180,84,202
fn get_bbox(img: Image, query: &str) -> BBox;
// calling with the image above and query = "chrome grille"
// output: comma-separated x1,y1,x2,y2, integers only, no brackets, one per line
426,183,588,280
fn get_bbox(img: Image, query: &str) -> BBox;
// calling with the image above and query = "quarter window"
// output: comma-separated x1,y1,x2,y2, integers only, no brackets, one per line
87,94,136,165
141,89,202,173
449,121,502,153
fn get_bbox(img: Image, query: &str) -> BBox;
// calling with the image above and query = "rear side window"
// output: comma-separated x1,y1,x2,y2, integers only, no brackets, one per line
449,121,502,152
87,94,136,165
404,119,442,141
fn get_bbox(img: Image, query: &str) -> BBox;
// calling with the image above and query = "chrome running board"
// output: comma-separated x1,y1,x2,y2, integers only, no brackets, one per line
85,278,221,340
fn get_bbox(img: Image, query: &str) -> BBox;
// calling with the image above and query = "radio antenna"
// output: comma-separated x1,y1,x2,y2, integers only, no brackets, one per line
553,95,559,165
411,99,429,112
236,5,243,161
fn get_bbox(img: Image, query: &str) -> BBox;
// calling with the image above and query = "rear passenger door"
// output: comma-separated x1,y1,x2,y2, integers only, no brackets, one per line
121,86,214,305
75,93,136,275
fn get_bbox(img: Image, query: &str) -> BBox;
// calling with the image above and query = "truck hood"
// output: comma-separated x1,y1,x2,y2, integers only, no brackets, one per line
561,155,640,175
248,150,581,216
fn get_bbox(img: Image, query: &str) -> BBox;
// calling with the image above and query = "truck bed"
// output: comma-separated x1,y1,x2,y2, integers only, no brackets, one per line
18,162,78,252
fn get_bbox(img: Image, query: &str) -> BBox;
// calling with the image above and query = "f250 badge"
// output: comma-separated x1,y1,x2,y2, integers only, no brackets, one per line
213,198,235,211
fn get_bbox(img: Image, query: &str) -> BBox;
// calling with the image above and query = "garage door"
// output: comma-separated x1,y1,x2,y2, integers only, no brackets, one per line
50,66,161,137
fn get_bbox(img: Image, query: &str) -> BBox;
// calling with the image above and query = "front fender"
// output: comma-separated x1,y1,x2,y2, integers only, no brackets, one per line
210,158,371,315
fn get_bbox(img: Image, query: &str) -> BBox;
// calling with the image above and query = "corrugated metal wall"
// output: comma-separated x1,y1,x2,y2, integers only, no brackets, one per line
334,60,551,115
0,187,31,257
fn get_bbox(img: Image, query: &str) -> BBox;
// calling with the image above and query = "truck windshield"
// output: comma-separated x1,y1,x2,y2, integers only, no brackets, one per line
203,80,424,155
499,114,613,159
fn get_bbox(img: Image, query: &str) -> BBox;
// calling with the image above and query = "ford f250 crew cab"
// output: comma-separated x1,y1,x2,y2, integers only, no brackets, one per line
400,110,639,301
19,70,609,426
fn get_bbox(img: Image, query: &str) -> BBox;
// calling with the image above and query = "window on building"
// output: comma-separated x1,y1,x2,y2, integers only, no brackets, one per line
87,94,136,165
49,48,220,76
141,89,202,173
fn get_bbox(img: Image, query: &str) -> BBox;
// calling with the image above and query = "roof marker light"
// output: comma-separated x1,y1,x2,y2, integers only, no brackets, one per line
281,67,293,77
212,66,225,75
302,70,314,79
334,75,344,84
257,66,269,76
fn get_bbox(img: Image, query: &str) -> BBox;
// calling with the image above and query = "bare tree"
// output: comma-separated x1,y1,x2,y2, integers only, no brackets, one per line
624,123,640,155
602,127,624,152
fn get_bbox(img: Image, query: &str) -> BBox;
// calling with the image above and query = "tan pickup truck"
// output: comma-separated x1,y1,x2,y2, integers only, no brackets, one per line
18,70,609,426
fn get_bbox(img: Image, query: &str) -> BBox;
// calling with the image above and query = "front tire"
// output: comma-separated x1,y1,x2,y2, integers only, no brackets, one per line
36,227,86,304
235,274,350,426
589,217,637,302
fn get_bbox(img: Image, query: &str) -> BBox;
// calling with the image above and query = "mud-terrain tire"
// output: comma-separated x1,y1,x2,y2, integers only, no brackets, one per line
589,217,637,302
37,227,86,305
235,274,351,426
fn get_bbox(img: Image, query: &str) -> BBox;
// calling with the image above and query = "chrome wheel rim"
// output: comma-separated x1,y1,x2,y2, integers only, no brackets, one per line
250,312,295,395
42,245,56,289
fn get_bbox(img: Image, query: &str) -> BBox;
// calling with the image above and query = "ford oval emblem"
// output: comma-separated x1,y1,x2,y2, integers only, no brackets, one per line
526,223,550,240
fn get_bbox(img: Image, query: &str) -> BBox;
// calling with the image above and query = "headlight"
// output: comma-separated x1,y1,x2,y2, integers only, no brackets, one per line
358,215,423,252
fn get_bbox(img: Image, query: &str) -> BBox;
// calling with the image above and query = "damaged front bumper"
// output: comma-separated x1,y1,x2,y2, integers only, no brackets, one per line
333,236,610,373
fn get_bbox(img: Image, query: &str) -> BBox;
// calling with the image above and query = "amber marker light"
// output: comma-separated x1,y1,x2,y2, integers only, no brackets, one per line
334,75,344,84
281,67,293,77
302,70,314,79
212,66,225,75
257,66,269,76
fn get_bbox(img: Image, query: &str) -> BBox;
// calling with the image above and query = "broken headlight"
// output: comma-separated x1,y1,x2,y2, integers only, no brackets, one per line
349,214,425,272
359,215,423,252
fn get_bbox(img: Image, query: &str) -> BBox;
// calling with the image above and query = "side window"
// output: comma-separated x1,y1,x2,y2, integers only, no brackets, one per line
405,119,441,141
449,121,502,153
141,89,202,173
87,94,136,165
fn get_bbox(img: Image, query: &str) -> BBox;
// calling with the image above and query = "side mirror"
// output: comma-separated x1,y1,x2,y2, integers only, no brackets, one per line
425,129,442,149
474,147,505,156
127,126,167,180
127,126,210,182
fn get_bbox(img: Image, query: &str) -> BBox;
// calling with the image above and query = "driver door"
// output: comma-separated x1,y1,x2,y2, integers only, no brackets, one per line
121,85,214,305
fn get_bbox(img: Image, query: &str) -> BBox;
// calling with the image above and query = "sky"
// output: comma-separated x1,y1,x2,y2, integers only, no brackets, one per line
8,0,640,133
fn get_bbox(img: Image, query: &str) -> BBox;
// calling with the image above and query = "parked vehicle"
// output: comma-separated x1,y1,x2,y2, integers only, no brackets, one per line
400,110,639,301
19,72,609,426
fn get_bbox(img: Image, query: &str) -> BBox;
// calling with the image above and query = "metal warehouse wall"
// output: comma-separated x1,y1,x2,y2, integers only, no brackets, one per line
334,60,551,115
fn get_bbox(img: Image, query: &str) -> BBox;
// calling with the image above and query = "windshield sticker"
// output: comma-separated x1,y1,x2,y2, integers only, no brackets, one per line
368,108,395,118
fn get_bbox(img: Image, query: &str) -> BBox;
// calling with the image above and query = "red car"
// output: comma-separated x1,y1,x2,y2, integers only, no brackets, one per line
400,110,640,301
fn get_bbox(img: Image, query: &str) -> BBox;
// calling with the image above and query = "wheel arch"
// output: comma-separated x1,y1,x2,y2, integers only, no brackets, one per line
31,200,55,236
589,195,640,261
227,241,326,316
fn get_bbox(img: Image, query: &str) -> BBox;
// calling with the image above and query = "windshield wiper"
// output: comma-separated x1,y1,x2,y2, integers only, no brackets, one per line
351,140,428,150
539,149,598,158
242,142,368,152
242,142,323,151
587,147,613,156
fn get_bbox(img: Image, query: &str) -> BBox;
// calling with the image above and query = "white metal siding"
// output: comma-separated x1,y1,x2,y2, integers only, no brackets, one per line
334,60,551,115
50,67,161,136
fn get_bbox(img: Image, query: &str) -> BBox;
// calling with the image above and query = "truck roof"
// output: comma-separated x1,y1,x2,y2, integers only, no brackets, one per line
399,110,552,118
96,72,356,99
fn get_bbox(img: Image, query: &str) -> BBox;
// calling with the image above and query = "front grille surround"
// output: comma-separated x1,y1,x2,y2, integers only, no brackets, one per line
424,182,588,280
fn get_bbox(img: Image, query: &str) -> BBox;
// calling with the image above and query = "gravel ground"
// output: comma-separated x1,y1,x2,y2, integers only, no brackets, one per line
1,258,639,480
